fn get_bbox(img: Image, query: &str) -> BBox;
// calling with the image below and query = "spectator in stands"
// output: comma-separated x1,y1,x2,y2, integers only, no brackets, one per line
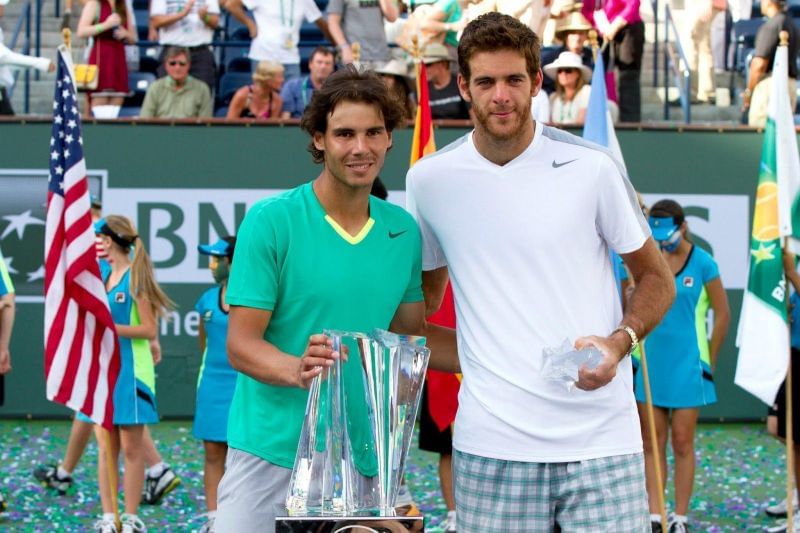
685,0,724,104
376,59,415,121
495,0,550,38
418,0,467,58
76,0,137,116
0,0,55,115
543,50,591,124
279,46,335,119
327,0,399,68
150,0,220,90
227,60,284,119
554,8,592,61
541,5,592,94
581,0,644,122
225,0,332,81
743,0,799,127
424,43,470,120
140,46,212,118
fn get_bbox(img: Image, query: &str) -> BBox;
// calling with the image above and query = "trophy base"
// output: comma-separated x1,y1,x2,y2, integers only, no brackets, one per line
275,505,424,532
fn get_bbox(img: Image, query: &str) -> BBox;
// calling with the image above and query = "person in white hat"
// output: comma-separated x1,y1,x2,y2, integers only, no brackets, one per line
543,50,592,125
0,0,55,115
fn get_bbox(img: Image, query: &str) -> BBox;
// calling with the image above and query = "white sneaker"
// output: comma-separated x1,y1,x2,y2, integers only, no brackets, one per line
441,510,457,532
762,520,800,532
767,492,800,518
120,514,146,533
142,466,180,505
92,517,118,533
198,516,215,533
666,513,689,533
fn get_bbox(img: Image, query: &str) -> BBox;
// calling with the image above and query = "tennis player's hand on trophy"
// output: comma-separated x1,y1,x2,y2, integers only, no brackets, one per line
572,333,628,391
297,334,345,389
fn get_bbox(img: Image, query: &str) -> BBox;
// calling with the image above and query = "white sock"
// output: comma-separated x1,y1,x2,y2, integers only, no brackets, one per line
147,461,167,478
57,466,71,479
672,514,688,524
649,513,662,523
447,510,456,519
102,513,115,521
207,510,217,520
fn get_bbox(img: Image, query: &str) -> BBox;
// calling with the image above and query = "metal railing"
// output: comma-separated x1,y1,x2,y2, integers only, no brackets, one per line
7,0,33,113
651,0,658,87
663,3,691,123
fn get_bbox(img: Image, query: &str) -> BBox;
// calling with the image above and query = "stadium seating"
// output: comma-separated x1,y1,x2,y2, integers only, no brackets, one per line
218,71,251,106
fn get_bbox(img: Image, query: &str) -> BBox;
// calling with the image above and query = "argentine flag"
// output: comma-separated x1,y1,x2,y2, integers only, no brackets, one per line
582,53,626,171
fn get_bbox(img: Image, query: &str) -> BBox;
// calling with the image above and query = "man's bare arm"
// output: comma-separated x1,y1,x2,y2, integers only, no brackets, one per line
227,306,338,388
422,267,448,318
575,238,674,390
619,238,676,342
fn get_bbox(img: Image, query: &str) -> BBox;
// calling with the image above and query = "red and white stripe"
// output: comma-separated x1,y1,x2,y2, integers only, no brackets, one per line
45,150,119,429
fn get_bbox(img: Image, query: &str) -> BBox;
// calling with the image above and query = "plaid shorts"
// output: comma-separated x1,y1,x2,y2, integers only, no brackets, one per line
453,450,649,532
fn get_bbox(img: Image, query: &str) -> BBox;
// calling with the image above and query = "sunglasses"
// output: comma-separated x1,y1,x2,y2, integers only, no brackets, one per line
168,60,188,67
557,68,577,74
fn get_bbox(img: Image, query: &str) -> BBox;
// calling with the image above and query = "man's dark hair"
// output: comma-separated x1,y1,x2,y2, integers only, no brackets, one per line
457,12,541,83
309,45,335,63
370,177,388,200
164,46,191,63
300,65,402,164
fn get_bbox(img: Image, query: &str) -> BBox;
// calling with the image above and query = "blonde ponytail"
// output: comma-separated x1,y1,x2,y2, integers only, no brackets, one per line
104,215,176,319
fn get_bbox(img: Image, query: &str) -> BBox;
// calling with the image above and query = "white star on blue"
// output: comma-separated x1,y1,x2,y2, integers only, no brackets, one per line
50,53,86,199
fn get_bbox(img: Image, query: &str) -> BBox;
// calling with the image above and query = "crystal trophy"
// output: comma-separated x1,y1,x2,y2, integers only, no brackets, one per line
278,329,430,531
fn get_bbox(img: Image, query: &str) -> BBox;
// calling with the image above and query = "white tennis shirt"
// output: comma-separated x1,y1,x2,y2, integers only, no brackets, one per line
406,121,651,462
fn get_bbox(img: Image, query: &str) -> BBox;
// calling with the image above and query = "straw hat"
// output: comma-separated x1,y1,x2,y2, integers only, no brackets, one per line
555,11,592,40
374,59,409,78
542,51,592,82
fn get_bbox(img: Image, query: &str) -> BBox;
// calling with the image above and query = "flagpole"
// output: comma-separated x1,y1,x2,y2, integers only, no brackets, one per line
589,26,667,531
61,30,120,529
351,42,361,71
638,341,668,530
777,30,796,530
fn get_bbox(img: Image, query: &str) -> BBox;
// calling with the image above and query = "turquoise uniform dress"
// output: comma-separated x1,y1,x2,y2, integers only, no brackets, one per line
193,285,237,442
0,245,13,296
105,268,159,425
791,292,800,350
634,245,720,408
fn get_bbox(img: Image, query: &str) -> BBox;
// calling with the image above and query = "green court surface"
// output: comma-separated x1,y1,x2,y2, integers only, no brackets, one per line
0,420,792,531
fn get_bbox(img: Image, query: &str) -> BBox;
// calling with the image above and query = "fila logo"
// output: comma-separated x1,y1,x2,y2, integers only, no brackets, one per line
682,276,694,288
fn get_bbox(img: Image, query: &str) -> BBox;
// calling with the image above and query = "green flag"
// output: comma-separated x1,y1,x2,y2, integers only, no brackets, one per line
735,42,794,405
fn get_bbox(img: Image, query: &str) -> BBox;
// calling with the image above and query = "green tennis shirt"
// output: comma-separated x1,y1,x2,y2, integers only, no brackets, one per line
225,182,424,468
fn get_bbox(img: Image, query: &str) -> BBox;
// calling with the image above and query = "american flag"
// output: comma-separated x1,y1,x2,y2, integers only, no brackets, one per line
44,47,119,430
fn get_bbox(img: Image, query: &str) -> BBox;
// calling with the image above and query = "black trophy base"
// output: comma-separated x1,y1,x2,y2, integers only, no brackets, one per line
275,504,424,532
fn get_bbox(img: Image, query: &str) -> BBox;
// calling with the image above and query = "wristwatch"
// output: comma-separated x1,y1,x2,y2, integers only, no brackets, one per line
612,325,639,357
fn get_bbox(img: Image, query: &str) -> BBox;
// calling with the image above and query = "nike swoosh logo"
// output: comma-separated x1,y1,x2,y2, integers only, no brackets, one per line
389,230,407,239
552,158,578,168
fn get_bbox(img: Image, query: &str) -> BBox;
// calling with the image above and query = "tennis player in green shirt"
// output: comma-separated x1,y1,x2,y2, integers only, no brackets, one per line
215,66,456,532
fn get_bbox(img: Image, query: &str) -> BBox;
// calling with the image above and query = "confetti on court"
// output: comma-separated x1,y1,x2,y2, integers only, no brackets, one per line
0,421,793,531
